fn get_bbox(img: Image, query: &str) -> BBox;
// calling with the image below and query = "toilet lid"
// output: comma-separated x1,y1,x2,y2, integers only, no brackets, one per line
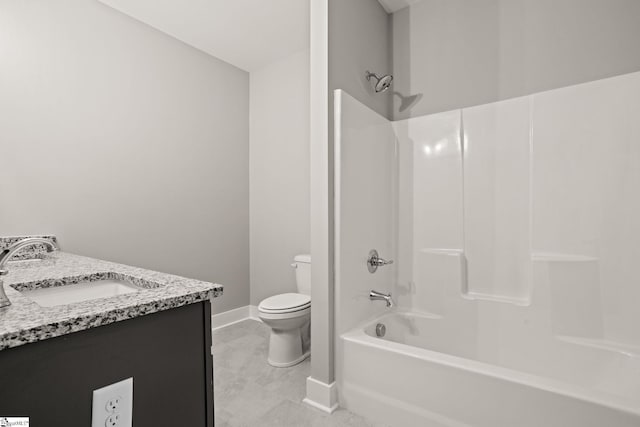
259,293,311,313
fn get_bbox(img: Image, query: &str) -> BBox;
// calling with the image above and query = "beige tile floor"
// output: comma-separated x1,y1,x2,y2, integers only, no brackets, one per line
212,319,386,427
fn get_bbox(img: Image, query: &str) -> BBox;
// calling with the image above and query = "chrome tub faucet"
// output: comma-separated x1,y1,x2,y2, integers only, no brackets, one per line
0,237,59,308
369,290,394,308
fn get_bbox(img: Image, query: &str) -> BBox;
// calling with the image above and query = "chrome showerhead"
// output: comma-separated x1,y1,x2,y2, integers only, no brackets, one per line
366,71,393,93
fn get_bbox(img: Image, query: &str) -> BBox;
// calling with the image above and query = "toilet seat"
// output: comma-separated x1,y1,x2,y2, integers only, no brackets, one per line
258,306,310,321
258,293,311,314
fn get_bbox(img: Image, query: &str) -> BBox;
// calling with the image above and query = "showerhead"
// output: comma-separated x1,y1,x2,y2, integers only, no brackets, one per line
366,71,393,93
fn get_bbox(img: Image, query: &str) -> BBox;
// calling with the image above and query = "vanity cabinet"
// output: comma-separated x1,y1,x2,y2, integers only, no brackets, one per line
0,301,213,426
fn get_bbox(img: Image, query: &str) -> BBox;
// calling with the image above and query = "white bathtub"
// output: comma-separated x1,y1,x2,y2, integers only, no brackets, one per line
339,311,640,427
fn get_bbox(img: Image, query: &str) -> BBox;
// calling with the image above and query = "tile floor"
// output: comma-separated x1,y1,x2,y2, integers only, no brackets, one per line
212,319,386,427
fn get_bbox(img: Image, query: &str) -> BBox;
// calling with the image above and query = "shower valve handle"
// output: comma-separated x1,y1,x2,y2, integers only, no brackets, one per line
371,257,393,266
367,249,393,273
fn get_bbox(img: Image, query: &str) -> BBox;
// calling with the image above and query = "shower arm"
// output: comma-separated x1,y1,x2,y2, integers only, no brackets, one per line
365,71,378,81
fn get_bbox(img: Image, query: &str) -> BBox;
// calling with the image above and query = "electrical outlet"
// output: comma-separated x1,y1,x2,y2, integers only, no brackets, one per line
91,378,133,427
105,413,121,427
105,396,122,412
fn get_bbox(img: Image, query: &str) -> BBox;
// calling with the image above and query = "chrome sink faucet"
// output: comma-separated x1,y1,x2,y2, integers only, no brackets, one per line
369,290,394,308
0,237,59,308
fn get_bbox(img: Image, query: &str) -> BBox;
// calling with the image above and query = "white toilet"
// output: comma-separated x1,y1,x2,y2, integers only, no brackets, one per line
258,254,311,367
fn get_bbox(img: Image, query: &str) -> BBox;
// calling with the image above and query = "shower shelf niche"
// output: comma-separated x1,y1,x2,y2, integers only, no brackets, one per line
461,291,530,306
531,253,598,262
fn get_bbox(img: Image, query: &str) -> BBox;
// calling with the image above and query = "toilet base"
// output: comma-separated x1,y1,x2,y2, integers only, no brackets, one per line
268,349,310,368
265,320,310,368
259,306,311,368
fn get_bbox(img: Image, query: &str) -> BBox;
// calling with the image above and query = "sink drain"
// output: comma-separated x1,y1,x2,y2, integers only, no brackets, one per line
375,323,386,337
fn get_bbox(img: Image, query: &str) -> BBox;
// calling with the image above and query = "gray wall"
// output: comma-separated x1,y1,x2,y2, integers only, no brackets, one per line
329,0,392,119
250,49,310,306
0,0,249,313
393,0,640,119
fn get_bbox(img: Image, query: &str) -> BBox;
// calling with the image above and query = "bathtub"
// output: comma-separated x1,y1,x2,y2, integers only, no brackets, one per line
339,311,640,427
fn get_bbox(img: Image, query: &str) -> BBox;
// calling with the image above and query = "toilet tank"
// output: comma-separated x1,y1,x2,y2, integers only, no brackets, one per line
293,254,311,296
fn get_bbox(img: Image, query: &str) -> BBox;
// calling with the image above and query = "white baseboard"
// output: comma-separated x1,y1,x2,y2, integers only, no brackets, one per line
303,377,338,413
212,305,250,330
249,305,262,322
211,305,262,330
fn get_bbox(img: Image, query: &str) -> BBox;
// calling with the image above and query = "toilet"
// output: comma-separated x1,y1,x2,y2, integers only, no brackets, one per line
258,254,311,367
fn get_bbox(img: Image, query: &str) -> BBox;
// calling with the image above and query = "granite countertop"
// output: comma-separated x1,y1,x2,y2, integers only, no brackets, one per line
0,251,223,351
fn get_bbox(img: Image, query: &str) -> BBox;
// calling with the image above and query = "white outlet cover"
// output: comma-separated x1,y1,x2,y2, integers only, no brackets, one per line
92,377,133,427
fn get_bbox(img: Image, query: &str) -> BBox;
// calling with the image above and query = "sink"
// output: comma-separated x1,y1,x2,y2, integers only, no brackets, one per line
11,273,161,307
19,280,141,307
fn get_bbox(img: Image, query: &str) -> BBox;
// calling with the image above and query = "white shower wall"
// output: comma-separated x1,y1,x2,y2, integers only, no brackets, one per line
391,70,640,349
335,74,640,411
531,71,640,345
394,109,464,316
334,90,397,337
334,64,640,427
463,97,532,304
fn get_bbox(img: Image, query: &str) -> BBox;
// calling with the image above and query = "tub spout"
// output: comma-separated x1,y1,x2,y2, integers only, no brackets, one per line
369,290,394,308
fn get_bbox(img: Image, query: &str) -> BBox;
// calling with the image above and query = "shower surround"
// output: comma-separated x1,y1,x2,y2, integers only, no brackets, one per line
334,71,640,426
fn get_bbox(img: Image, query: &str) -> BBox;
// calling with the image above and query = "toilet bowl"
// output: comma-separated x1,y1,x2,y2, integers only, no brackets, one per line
258,254,311,367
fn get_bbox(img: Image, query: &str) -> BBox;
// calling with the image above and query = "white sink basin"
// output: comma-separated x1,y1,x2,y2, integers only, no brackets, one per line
20,280,142,307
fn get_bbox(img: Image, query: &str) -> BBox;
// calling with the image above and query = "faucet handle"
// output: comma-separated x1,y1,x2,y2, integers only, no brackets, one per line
367,249,393,273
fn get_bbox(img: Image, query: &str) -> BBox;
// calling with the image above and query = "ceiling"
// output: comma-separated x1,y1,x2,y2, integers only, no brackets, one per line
377,0,422,13
98,0,309,72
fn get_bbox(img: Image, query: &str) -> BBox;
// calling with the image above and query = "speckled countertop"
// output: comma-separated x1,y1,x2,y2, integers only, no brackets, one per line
0,251,223,351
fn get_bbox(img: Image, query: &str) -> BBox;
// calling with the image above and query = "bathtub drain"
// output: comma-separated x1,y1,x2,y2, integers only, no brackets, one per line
375,323,386,337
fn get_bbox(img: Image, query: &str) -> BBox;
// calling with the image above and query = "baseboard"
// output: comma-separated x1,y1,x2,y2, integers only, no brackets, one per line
303,377,338,414
211,305,250,330
249,305,262,322
211,305,263,330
